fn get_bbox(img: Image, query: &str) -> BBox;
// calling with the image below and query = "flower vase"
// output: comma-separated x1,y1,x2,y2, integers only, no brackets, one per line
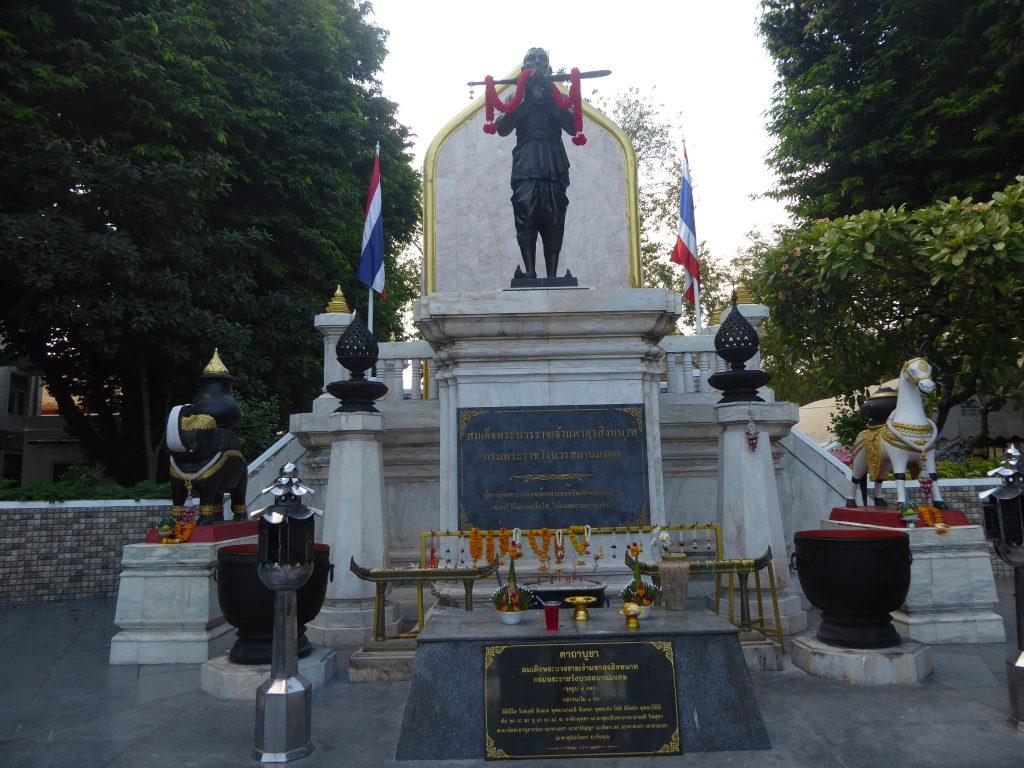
499,610,523,625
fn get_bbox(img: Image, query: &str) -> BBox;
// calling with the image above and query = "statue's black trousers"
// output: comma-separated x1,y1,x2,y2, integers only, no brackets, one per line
511,178,569,278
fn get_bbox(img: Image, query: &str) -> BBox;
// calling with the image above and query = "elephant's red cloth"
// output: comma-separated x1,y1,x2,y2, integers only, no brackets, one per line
829,507,970,528
144,519,258,544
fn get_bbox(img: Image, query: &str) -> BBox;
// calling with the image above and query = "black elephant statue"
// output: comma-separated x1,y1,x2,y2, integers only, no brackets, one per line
165,349,248,525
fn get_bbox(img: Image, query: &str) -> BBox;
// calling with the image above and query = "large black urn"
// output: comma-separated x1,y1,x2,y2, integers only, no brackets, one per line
792,529,911,649
216,543,332,663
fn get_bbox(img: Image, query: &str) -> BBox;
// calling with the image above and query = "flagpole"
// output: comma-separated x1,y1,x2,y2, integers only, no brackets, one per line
367,141,381,335
694,278,702,334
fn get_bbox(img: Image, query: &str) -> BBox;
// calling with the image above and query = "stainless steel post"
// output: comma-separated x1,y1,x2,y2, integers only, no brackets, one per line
254,589,313,763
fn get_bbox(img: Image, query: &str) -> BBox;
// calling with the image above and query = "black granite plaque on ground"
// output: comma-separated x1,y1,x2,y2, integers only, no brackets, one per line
483,640,680,760
457,404,650,530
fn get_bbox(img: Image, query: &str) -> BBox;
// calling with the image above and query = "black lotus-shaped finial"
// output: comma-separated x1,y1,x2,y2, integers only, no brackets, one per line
714,291,759,371
336,313,379,379
707,291,770,403
327,313,388,412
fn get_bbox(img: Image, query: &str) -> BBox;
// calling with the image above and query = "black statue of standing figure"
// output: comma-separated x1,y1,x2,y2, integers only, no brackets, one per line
496,48,579,287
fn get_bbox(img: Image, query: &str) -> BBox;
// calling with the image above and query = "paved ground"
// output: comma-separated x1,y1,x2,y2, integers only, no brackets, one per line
2,585,1022,768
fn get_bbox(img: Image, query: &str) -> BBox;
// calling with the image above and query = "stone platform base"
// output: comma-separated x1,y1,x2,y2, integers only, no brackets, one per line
704,591,808,636
891,608,1007,645
200,647,337,700
397,607,769,760
348,645,417,682
305,598,400,647
790,633,932,685
742,640,783,672
110,537,255,665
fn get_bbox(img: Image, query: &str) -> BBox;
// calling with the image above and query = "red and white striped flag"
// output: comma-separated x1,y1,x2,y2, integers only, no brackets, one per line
670,146,700,322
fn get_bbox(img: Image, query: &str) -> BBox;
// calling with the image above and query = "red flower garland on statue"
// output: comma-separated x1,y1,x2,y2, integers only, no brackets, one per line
482,67,587,145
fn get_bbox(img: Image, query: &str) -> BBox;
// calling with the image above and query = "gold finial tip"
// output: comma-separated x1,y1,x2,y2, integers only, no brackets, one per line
326,284,350,313
203,348,229,375
735,283,756,305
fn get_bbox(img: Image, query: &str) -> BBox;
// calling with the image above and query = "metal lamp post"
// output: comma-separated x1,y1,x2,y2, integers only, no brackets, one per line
250,463,323,762
979,445,1024,732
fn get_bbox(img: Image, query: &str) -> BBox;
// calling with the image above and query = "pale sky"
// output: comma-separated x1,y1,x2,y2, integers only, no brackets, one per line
369,0,791,263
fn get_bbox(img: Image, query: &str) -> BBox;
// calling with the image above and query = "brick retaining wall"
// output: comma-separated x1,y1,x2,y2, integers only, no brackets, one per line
0,501,170,606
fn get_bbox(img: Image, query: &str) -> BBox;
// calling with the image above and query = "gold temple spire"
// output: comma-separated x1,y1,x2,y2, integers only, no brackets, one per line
326,285,350,313
203,348,229,375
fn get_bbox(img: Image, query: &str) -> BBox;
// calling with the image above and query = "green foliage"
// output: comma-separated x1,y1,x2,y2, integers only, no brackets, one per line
829,399,868,448
235,394,284,460
594,88,733,327
934,457,1001,479
0,1,420,482
0,466,170,502
760,0,1024,221
745,178,1024,428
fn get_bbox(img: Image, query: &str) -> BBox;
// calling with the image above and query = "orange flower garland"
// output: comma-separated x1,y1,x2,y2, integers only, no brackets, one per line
162,519,196,544
485,531,495,564
497,529,511,563
469,528,484,564
918,505,949,534
526,528,552,572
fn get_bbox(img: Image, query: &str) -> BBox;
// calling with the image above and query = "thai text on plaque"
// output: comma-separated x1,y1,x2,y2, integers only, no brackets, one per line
457,404,650,530
483,640,681,759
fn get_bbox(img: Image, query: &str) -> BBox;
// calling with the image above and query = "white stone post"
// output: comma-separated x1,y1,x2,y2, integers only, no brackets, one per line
714,401,807,634
666,353,679,394
410,359,423,399
313,311,353,414
292,411,397,647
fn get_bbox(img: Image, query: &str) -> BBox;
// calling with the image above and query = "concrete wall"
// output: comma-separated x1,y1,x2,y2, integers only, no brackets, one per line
0,500,169,606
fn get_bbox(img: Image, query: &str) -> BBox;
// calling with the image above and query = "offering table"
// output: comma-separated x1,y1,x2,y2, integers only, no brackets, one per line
396,606,769,761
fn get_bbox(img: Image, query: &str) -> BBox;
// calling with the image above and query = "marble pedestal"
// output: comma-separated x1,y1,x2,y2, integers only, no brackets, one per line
110,537,255,665
414,288,680,530
396,607,769,760
715,402,799,588
714,402,808,637
201,647,337,700
823,520,1006,644
791,632,933,684
291,410,401,647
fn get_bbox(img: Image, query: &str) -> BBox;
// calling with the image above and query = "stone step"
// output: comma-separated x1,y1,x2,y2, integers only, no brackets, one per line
201,647,337,700
348,648,416,682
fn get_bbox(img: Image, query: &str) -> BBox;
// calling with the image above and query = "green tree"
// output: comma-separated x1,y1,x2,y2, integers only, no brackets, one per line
595,88,733,328
0,0,420,482
745,177,1024,431
760,0,1024,221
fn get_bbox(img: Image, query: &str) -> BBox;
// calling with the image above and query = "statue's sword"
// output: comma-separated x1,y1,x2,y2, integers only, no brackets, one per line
466,69,611,87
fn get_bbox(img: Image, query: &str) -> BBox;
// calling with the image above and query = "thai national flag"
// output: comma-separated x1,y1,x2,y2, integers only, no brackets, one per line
670,146,699,304
358,144,385,297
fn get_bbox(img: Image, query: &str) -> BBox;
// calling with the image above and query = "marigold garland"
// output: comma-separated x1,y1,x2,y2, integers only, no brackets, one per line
469,528,484,564
918,505,949,534
485,531,495,564
526,528,552,572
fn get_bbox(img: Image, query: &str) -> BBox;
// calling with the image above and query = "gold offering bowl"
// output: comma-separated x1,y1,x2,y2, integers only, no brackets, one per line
565,595,597,621
618,602,644,630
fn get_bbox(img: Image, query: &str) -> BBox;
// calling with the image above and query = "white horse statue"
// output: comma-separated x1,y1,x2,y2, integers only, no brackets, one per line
847,357,947,510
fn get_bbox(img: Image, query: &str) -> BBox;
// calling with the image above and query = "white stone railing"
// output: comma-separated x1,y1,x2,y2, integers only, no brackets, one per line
375,340,437,400
659,335,725,394
314,304,768,402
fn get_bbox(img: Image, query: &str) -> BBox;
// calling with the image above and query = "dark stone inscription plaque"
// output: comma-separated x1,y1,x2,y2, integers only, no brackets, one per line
483,640,680,760
458,404,650,530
